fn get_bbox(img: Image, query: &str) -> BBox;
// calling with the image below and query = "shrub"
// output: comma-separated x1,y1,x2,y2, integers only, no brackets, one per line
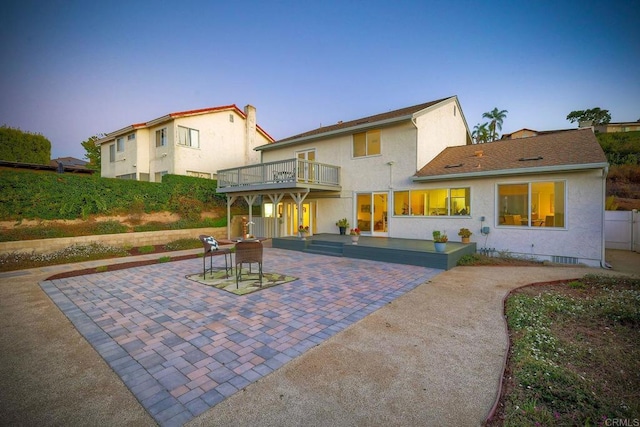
94,220,128,235
457,253,482,265
0,170,228,221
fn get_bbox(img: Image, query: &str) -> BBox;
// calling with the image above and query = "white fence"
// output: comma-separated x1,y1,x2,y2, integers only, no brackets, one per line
605,210,639,251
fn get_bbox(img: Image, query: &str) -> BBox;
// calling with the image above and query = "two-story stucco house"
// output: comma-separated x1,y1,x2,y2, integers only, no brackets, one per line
217,96,609,267
217,96,471,236
97,104,274,181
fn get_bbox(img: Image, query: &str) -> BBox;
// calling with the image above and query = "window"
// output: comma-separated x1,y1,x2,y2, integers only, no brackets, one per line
109,144,115,163
186,170,210,179
154,171,168,182
353,129,381,157
116,173,136,180
116,137,125,152
393,188,470,216
229,114,234,123
155,128,167,147
127,133,135,140
178,126,199,148
497,181,565,228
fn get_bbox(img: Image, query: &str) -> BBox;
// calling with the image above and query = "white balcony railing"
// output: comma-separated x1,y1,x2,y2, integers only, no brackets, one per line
217,158,340,191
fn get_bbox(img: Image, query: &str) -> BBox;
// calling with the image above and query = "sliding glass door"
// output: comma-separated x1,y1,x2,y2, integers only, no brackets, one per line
356,192,388,236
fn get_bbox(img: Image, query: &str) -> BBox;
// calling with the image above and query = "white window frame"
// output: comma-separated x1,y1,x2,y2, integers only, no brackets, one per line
156,128,167,147
392,187,471,217
352,129,381,158
177,126,200,148
109,144,115,163
116,137,125,152
496,180,567,229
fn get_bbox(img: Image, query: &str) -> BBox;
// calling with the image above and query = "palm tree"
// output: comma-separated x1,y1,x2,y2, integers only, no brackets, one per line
482,108,508,141
472,123,490,144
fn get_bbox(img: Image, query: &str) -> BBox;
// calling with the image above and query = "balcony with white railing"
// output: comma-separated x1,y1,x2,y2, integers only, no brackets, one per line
217,158,341,193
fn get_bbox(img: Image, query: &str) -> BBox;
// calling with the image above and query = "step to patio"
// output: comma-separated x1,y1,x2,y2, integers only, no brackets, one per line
304,240,344,257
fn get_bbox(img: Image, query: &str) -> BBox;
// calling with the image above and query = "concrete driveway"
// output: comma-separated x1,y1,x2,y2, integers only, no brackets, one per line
0,248,637,426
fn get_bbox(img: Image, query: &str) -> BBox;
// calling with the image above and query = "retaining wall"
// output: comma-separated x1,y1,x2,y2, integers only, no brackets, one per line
0,227,227,255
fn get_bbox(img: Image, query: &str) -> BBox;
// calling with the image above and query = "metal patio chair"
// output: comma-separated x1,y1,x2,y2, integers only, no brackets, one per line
198,235,232,279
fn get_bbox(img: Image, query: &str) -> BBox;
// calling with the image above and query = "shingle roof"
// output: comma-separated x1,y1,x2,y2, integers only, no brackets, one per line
274,97,453,144
414,128,607,181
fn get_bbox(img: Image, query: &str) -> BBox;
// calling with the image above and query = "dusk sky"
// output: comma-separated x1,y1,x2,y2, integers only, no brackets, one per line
1,0,638,160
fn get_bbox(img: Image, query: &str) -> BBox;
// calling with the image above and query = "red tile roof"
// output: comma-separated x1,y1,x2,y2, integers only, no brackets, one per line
98,104,274,143
414,128,607,181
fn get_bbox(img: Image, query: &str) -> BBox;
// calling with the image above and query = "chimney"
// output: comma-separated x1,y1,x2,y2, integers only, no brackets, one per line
244,104,257,164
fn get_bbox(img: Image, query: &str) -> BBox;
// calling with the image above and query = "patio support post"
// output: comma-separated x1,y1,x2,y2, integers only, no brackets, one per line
242,195,258,237
289,190,310,232
267,193,284,237
226,195,237,239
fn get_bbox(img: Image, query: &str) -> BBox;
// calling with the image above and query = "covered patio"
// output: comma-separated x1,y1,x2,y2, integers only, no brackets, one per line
273,234,477,270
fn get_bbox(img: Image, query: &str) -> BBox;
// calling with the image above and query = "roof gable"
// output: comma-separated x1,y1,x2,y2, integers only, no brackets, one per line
98,104,274,144
259,96,455,150
414,128,607,181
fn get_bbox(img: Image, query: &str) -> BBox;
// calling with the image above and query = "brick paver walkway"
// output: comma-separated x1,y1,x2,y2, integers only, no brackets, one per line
40,248,440,426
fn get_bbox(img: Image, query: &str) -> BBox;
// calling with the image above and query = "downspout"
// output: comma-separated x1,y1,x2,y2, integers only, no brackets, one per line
601,165,612,269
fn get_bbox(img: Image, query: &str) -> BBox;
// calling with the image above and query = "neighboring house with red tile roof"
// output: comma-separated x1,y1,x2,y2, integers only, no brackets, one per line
216,97,609,267
96,105,274,181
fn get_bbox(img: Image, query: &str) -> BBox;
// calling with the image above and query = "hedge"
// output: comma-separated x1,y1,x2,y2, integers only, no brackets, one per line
0,169,229,220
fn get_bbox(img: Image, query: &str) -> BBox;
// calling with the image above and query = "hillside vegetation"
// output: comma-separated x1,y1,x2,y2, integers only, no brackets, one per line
0,126,51,164
597,131,640,210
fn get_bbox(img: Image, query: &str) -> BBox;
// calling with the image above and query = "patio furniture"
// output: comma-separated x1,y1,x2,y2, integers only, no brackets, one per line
235,240,263,288
199,235,232,279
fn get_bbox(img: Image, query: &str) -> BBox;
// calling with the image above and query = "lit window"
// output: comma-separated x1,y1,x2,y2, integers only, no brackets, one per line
392,188,470,216
353,129,381,158
498,181,565,227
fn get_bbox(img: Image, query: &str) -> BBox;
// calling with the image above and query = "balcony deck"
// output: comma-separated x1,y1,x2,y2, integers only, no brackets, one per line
272,234,477,271
217,159,341,193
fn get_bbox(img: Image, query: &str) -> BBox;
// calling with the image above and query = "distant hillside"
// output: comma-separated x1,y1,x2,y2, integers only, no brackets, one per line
597,130,640,166
597,131,640,210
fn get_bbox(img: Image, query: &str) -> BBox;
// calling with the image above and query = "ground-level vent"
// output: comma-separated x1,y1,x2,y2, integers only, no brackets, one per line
552,255,579,265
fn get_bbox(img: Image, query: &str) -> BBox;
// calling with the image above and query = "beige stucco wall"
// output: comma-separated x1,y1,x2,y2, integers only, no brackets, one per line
148,123,175,181
387,169,605,267
261,99,470,236
100,108,271,181
414,97,469,171
171,111,270,178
